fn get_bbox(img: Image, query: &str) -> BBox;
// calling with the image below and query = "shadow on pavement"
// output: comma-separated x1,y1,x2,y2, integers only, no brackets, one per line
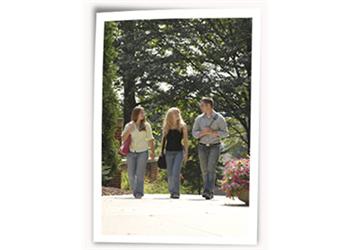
222,203,249,207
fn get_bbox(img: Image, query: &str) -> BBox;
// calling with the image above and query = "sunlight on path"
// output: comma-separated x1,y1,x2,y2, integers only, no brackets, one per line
102,194,250,239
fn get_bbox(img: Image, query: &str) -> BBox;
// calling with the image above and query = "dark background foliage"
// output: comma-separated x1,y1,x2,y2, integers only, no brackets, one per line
102,18,252,193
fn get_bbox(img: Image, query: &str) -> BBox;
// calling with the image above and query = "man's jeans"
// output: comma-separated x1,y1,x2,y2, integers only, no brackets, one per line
127,150,148,197
198,144,220,193
165,150,184,195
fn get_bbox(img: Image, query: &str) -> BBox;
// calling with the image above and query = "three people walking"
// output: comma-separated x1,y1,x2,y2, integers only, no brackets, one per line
121,97,228,200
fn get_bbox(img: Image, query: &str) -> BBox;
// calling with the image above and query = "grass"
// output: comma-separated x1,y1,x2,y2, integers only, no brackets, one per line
121,169,192,194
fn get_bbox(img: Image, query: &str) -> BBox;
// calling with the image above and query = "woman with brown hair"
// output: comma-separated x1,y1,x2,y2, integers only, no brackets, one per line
161,107,189,199
121,106,155,199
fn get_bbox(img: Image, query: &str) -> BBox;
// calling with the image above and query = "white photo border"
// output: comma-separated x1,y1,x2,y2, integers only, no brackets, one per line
93,8,261,245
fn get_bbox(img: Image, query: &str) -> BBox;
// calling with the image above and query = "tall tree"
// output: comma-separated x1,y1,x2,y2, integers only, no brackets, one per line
112,18,252,192
102,21,121,185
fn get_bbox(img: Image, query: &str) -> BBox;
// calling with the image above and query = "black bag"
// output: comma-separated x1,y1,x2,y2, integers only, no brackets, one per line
157,154,167,169
157,137,167,169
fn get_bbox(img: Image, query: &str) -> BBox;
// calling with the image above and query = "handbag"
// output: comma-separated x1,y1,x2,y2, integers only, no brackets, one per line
119,134,131,156
157,136,167,169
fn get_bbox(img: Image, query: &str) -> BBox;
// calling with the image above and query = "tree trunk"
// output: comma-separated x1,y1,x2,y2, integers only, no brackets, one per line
118,21,138,126
123,79,136,125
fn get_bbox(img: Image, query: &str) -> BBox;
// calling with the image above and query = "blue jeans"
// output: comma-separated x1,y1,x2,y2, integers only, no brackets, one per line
165,150,183,195
127,150,148,197
198,144,220,193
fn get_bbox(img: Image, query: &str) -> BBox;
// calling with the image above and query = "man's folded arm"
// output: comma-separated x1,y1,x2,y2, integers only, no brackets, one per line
216,117,229,138
192,118,201,138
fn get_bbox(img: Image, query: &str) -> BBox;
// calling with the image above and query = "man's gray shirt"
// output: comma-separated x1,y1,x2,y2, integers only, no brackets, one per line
192,111,229,144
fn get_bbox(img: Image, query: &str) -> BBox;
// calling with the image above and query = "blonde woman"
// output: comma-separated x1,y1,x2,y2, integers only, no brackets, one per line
121,106,155,199
161,107,189,199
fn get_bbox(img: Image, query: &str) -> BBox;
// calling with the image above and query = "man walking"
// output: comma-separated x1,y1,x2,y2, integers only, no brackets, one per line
192,97,229,199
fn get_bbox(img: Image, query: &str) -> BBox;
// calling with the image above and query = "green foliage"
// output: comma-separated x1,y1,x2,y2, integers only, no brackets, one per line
102,22,122,186
222,117,249,158
115,18,251,147
144,170,192,194
102,163,113,184
120,170,129,190
144,170,169,194
121,169,192,194
105,18,252,192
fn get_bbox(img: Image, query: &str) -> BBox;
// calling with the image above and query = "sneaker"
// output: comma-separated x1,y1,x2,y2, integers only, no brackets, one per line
134,193,143,199
170,193,180,199
172,194,180,199
202,190,210,199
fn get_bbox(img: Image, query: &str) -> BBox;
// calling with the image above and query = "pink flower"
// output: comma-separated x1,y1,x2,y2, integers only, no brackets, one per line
220,158,250,198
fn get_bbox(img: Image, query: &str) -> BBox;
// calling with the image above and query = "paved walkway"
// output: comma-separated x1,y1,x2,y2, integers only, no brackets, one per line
102,194,250,241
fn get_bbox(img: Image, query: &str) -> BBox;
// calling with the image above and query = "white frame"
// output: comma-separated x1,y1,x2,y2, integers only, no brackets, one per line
93,9,261,245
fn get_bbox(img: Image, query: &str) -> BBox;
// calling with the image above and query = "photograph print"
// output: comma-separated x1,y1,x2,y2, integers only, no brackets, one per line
93,9,261,245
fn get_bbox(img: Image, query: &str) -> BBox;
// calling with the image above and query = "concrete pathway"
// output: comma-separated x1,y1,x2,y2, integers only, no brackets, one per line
102,194,250,241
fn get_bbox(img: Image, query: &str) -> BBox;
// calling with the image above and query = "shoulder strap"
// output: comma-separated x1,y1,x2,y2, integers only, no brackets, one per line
208,113,219,128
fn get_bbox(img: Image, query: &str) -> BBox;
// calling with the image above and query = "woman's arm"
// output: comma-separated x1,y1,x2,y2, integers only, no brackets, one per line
160,134,166,154
183,126,189,162
121,122,133,142
145,122,155,160
148,139,155,160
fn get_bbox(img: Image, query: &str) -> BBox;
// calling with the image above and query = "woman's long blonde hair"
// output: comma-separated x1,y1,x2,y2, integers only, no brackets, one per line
162,107,186,136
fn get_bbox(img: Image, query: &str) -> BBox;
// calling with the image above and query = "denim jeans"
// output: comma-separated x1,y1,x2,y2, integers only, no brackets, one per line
165,150,183,195
198,144,220,193
127,150,148,197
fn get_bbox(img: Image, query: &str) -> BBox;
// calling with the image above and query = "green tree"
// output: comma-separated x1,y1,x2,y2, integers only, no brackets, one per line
109,18,252,193
102,21,121,185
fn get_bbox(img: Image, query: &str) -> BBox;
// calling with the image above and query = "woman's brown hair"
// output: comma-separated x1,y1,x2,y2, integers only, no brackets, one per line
131,106,146,131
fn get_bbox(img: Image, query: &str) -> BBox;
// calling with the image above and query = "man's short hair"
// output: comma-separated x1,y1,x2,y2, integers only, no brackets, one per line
201,97,214,107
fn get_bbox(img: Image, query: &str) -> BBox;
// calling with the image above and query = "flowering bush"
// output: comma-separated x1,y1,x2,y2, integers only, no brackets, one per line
220,158,250,198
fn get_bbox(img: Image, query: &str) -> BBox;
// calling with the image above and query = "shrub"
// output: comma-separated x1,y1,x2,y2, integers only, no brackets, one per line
220,158,250,198
144,170,169,194
101,21,122,186
121,170,130,190
121,169,192,194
